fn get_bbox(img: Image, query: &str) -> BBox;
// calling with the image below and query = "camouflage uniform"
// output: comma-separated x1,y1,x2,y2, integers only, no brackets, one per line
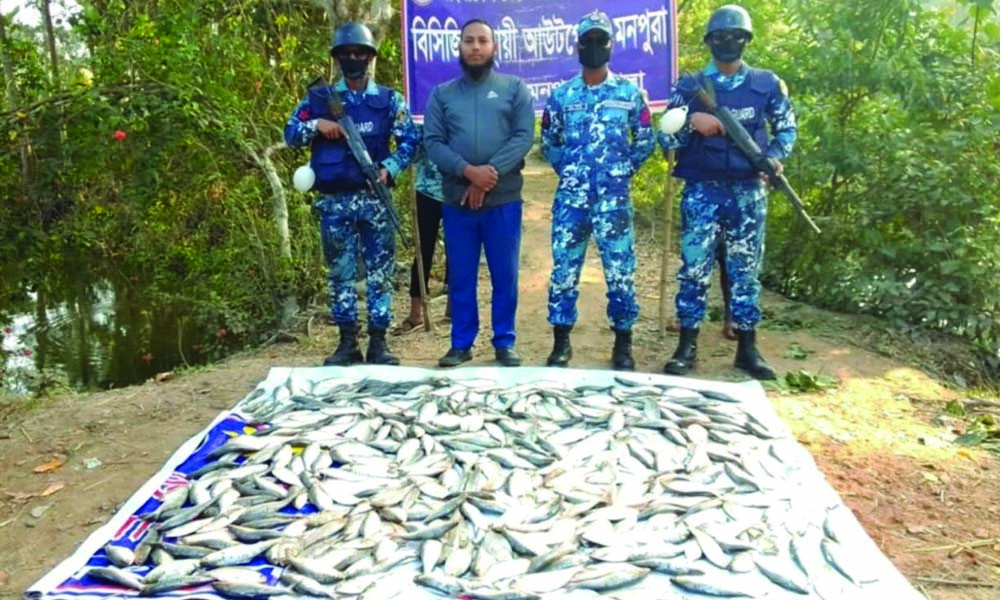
541,72,655,330
285,78,419,329
658,61,796,331
414,125,445,201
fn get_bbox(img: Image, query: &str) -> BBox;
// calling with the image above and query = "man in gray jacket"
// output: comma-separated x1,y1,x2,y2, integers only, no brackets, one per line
424,18,535,368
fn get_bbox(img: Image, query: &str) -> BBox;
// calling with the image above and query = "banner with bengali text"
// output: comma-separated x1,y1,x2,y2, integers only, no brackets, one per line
402,0,677,119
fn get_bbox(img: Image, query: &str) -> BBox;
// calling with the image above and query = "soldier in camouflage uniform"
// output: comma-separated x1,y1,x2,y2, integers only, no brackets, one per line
657,5,797,380
541,11,655,371
284,22,419,366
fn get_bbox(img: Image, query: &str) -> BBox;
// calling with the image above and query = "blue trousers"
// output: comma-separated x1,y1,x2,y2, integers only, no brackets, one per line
676,180,767,330
316,191,395,329
442,202,522,351
548,204,639,330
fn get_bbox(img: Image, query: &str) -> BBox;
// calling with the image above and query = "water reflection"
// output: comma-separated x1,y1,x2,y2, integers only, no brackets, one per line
1,315,34,395
1,283,236,397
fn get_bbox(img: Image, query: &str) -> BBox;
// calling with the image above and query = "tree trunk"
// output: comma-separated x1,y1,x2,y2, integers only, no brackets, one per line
246,141,299,328
315,0,394,75
38,0,60,88
0,14,33,187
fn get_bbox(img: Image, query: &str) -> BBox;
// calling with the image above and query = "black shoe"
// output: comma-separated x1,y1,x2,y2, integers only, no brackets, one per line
323,322,364,366
438,347,472,367
734,329,777,380
663,327,698,375
365,327,399,366
546,325,572,367
611,328,635,371
495,347,522,367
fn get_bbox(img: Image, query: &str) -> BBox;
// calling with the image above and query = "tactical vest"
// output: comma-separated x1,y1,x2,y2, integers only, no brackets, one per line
674,69,776,181
307,84,393,193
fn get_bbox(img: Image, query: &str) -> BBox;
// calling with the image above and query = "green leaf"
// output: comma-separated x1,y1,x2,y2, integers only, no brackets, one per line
954,431,989,446
944,399,966,417
784,342,812,360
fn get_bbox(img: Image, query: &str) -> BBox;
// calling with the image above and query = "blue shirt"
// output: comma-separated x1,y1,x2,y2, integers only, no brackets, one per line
541,71,655,211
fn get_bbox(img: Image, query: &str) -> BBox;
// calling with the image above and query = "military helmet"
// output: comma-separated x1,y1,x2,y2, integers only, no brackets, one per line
705,4,753,40
332,22,377,55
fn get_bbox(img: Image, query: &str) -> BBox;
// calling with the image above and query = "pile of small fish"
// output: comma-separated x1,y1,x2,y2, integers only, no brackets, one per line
86,374,883,599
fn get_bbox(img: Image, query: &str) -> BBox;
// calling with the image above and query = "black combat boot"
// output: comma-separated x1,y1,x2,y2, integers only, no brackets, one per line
663,327,698,375
611,329,635,371
734,329,776,380
323,322,364,366
365,327,400,365
546,325,573,367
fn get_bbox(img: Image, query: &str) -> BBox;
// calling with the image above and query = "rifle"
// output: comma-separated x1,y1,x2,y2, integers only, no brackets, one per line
692,78,821,235
311,78,409,247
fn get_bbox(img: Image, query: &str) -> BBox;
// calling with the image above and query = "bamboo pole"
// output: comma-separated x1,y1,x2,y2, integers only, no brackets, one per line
657,150,676,335
410,185,433,332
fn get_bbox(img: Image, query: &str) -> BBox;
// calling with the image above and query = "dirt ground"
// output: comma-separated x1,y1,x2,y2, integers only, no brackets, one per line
1,161,998,600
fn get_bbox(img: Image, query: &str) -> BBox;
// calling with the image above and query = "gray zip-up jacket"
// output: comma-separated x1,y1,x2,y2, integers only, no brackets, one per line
423,71,535,209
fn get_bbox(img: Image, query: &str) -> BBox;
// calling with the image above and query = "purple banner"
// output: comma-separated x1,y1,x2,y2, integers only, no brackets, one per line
402,0,677,120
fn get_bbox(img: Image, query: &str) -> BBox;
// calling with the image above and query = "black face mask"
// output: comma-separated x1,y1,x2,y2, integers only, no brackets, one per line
337,57,370,80
706,34,748,63
578,42,611,69
460,56,494,80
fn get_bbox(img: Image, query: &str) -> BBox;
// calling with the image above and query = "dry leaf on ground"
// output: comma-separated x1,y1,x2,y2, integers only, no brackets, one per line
32,459,64,474
40,482,65,497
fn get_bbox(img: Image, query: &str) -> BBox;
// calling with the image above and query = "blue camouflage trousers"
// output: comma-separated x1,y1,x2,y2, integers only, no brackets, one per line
676,180,767,330
315,191,395,329
548,204,639,331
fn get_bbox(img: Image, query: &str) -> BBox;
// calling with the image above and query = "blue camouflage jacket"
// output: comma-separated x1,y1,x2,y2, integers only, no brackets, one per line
541,72,655,212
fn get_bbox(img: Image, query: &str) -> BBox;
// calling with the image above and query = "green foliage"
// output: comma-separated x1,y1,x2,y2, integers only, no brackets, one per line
954,414,1000,457
0,0,334,389
944,399,967,416
769,369,839,393
783,342,812,360
759,0,1000,365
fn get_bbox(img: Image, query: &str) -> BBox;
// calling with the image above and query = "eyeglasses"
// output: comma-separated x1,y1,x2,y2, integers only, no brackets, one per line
579,31,611,46
335,47,373,60
707,31,749,44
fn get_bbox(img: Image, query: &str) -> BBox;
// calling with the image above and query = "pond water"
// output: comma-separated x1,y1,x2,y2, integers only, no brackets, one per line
1,286,234,397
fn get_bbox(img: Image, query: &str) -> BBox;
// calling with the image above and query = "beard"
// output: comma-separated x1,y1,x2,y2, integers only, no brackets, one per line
460,55,495,80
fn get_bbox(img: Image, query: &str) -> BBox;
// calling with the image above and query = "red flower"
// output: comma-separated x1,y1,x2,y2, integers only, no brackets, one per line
22,348,32,357
113,130,127,141
297,109,311,120
3,327,11,335
217,328,227,338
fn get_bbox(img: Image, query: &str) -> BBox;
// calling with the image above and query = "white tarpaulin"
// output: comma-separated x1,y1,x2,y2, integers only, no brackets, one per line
27,366,924,600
